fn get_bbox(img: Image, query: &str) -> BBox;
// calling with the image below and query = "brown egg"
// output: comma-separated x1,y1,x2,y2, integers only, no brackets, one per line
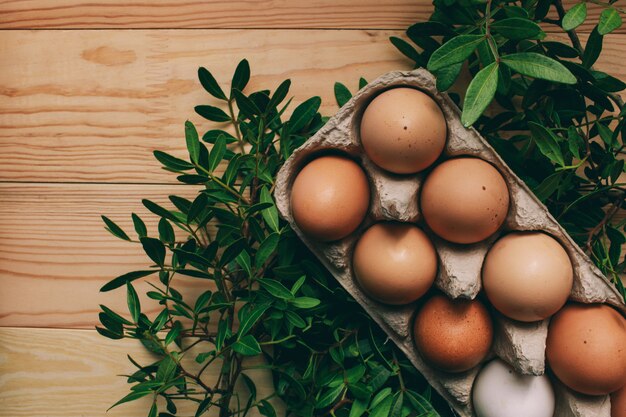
420,157,509,244
546,303,626,396
353,222,437,305
291,155,370,241
360,87,447,174
413,295,493,372
612,384,626,417
482,232,573,322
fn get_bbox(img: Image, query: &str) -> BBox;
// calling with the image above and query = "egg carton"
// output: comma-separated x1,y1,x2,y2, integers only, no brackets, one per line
274,69,626,417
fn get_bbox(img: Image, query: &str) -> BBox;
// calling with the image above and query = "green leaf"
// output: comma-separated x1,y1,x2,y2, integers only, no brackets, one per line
195,397,212,417
258,278,294,299
208,135,227,173
405,390,438,415
198,67,227,100
255,232,279,268
501,52,576,84
232,334,262,356
187,193,208,223
533,172,564,201
165,321,182,346
567,126,585,159
582,27,603,68
434,61,462,91
316,385,345,409
107,390,152,411
290,297,321,309
233,89,261,119
101,270,157,292
148,402,157,417
231,59,251,95
529,122,565,166
258,400,276,417
369,394,393,417
259,187,280,233
592,70,626,92
461,62,499,127
96,326,123,340
142,199,179,223
598,8,622,35
289,96,321,132
370,388,391,409
334,82,352,107
185,121,200,163
562,2,587,31
102,215,130,241
98,311,123,334
237,303,270,337
131,213,147,238
427,34,485,72
220,238,247,267
349,397,369,417
236,250,252,276
151,309,169,332
158,218,175,244
267,79,291,111
100,304,133,325
389,392,403,417
140,237,166,267
195,105,231,122
126,282,140,323
491,18,543,40
596,122,617,146
156,355,177,383
153,150,194,171
390,36,423,66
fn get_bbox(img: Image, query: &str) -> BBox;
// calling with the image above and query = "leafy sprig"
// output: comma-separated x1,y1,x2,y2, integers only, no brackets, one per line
99,61,450,417
391,0,625,300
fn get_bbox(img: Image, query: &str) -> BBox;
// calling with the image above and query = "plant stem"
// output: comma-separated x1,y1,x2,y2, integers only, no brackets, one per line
228,99,246,154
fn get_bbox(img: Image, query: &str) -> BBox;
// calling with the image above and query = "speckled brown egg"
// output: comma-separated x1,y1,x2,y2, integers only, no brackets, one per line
613,385,626,417
413,294,493,372
291,155,370,242
482,232,573,322
420,157,509,244
546,303,626,396
353,222,437,305
360,88,447,174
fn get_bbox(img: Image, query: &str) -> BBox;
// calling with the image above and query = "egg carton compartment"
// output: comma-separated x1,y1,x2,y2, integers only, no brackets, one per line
275,69,626,417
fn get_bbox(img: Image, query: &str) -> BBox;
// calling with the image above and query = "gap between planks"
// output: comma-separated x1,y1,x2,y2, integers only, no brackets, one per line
0,0,616,32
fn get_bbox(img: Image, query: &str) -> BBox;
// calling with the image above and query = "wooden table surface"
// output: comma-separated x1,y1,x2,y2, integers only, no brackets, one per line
0,1,623,416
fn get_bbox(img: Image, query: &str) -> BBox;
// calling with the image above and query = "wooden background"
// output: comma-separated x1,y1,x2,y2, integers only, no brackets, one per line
0,1,624,416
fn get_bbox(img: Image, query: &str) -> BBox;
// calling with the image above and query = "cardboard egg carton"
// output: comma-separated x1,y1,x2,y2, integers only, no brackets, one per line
274,69,626,417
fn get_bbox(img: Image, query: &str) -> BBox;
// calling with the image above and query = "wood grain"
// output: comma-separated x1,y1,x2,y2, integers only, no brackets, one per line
0,0,618,32
0,182,212,328
0,182,623,329
0,326,282,417
2,30,626,184
0,28,413,183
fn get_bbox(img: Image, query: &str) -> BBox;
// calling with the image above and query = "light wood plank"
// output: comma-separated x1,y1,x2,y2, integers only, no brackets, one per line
0,0,618,32
0,182,623,330
0,28,412,183
2,30,626,184
0,326,282,417
0,0,425,29
0,182,212,328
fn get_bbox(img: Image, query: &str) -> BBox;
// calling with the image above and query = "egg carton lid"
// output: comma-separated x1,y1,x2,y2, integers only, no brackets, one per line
274,69,626,417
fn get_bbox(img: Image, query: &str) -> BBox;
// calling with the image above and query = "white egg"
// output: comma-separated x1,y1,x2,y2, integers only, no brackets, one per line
473,359,555,417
